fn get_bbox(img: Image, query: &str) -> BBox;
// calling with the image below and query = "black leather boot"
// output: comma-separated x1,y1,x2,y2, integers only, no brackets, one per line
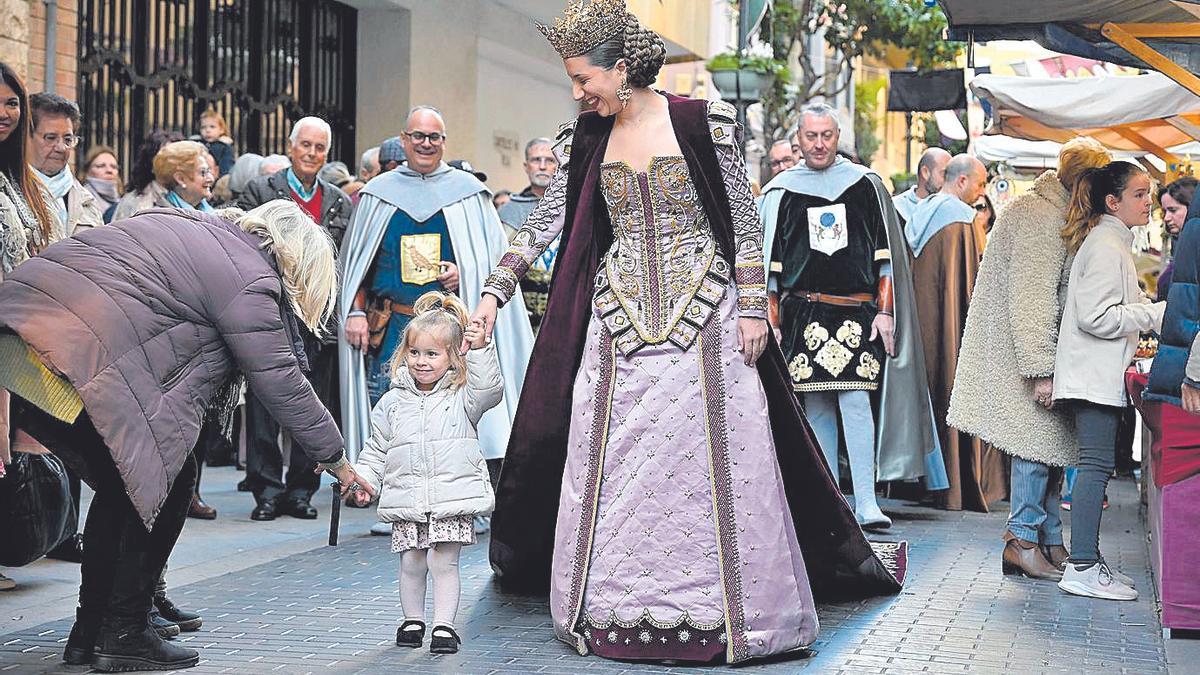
154,594,203,632
92,617,199,672
63,608,101,665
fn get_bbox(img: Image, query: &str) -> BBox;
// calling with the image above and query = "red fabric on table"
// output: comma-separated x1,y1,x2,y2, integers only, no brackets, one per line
1126,368,1200,487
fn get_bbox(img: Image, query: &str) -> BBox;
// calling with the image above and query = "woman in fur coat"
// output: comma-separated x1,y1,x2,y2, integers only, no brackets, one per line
947,138,1111,580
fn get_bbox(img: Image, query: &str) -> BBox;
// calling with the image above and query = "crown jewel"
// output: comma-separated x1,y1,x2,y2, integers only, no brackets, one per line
537,0,628,59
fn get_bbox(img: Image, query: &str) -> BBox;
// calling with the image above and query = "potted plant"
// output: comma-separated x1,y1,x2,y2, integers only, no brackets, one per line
706,42,783,102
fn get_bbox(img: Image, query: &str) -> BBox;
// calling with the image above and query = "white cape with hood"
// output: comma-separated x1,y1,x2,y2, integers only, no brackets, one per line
338,162,535,461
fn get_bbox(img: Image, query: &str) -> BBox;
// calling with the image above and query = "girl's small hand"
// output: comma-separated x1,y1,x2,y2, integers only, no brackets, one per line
463,319,487,352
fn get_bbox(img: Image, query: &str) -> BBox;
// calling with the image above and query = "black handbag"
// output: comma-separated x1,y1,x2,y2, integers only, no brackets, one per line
0,452,76,567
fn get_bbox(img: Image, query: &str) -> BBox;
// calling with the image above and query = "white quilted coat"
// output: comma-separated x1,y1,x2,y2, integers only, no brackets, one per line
354,343,502,522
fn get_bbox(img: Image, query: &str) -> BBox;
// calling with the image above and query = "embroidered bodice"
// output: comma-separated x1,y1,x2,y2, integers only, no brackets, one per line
483,100,767,354
592,157,729,354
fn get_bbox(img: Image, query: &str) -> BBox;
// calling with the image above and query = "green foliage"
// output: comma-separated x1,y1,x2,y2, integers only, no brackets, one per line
854,78,885,166
759,0,963,145
891,172,917,192
922,115,968,155
706,51,786,75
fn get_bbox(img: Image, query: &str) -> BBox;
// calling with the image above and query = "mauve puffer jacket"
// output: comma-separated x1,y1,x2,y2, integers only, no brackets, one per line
0,208,343,529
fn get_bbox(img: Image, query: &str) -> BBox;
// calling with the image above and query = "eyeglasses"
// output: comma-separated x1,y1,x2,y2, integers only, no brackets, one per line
974,203,989,212
403,131,446,145
770,159,794,169
39,133,80,148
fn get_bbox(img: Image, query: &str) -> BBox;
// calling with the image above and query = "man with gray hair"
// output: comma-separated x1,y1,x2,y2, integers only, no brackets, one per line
906,153,997,511
759,102,945,529
893,147,951,224
498,136,561,330
238,115,353,523
339,105,535,534
360,146,381,181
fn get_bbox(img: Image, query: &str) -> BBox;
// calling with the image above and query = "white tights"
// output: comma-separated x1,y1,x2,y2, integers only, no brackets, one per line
399,543,462,629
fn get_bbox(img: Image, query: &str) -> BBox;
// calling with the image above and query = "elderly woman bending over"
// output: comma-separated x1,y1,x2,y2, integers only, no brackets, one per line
0,201,375,672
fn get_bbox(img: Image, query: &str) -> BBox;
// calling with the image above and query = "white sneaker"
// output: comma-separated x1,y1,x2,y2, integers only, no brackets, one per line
1058,561,1137,600
1100,558,1136,589
370,521,392,536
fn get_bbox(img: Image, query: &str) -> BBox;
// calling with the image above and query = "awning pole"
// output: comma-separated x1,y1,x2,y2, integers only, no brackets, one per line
1101,23,1200,98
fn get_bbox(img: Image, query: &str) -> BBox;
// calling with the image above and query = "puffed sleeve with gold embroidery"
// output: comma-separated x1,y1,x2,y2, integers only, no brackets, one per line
707,100,767,320
482,120,574,305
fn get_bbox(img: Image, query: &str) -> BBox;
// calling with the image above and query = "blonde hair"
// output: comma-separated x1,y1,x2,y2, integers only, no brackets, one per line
1062,161,1147,253
388,291,470,389
1057,137,1112,193
200,108,229,136
152,140,207,187
232,200,338,337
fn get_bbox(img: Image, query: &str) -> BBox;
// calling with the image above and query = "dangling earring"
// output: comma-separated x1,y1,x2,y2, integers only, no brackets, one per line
617,75,632,110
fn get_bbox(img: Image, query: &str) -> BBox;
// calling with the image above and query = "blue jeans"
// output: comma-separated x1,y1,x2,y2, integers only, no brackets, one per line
1007,456,1064,545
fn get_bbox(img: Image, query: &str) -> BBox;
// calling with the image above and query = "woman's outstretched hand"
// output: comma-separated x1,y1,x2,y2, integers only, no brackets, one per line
468,294,500,352
737,317,769,366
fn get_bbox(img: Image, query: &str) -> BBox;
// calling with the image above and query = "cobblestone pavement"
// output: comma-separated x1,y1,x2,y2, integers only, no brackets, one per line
0,476,1173,674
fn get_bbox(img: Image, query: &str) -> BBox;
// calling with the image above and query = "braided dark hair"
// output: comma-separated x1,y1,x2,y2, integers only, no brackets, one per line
582,13,666,89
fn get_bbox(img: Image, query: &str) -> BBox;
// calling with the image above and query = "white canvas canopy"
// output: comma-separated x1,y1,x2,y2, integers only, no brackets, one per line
971,72,1200,159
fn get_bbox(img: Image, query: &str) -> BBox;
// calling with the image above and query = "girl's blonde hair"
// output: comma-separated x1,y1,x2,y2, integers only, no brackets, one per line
1062,161,1148,253
389,291,470,388
200,108,230,136
226,200,338,337
152,140,207,187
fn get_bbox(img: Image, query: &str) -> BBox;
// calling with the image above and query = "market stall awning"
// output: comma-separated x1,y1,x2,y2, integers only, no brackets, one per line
970,72,1200,161
938,1,1200,95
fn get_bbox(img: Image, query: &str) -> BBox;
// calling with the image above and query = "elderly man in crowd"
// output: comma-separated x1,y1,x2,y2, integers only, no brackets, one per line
893,147,951,225
360,146,381,182
238,116,352,523
28,93,103,238
767,138,797,179
497,137,560,331
761,103,943,530
907,154,1001,512
340,105,534,535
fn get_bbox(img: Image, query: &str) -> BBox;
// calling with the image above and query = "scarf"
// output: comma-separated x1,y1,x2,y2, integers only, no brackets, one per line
32,167,74,232
286,168,318,201
165,189,215,213
85,176,120,207
0,172,43,273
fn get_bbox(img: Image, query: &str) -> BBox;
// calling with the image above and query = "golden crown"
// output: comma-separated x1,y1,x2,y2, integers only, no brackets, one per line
537,0,628,59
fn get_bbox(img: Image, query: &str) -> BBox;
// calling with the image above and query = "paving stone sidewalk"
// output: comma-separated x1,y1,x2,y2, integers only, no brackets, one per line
0,477,1170,674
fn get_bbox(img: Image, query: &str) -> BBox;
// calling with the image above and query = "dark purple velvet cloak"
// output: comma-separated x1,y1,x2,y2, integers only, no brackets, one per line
489,94,903,599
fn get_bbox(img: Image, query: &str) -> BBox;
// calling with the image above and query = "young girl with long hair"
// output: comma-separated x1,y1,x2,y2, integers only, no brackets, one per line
350,291,502,654
1053,161,1164,600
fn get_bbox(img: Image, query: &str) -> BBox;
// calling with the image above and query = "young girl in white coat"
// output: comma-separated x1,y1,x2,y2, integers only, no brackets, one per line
350,291,502,654
1053,161,1164,601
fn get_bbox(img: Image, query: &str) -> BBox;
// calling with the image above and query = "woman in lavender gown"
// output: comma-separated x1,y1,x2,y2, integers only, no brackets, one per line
471,0,904,664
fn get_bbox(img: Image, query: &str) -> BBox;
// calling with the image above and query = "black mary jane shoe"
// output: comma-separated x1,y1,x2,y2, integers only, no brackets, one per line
429,625,460,654
395,620,426,648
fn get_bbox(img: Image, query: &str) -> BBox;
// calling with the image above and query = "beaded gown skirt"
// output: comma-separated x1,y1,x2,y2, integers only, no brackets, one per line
548,285,819,663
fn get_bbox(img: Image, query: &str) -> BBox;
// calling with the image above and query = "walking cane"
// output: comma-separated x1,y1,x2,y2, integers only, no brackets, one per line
329,479,341,546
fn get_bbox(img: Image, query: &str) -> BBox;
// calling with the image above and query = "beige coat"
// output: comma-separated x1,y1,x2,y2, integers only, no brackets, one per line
354,344,502,522
948,170,1077,466
62,178,104,237
1053,215,1164,407
111,182,172,222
